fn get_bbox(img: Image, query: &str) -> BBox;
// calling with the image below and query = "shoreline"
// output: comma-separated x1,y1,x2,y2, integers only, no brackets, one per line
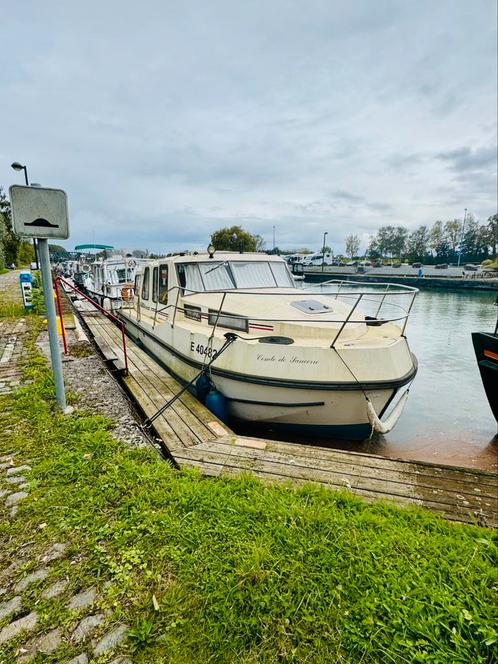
303,270,498,290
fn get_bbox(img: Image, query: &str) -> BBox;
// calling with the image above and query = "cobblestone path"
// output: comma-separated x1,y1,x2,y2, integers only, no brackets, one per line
0,455,131,662
0,272,135,661
0,271,29,396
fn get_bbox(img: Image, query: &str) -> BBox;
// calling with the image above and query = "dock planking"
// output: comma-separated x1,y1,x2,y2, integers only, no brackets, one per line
73,299,498,528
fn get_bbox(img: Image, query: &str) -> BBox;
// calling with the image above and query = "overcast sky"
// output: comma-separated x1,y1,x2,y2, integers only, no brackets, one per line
1,0,497,254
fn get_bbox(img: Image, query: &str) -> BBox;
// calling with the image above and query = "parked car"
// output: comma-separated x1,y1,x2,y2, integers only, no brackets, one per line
435,263,448,269
346,261,357,267
412,262,422,268
464,264,478,271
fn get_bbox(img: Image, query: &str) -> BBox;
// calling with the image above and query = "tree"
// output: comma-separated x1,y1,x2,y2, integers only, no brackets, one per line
211,225,257,252
132,249,150,258
391,226,408,260
49,244,68,255
17,241,34,265
487,214,497,259
462,215,479,261
0,215,6,270
345,234,360,260
0,186,20,266
444,219,461,258
406,225,430,262
254,234,266,252
367,235,381,259
429,221,450,259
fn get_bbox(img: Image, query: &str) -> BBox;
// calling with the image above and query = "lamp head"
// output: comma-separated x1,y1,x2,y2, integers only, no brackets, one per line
11,162,25,171
207,244,215,259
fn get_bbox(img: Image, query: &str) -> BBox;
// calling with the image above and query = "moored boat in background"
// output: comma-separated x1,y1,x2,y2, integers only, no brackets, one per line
472,294,498,425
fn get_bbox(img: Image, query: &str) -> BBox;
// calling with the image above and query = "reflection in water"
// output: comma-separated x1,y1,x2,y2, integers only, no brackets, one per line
239,289,498,472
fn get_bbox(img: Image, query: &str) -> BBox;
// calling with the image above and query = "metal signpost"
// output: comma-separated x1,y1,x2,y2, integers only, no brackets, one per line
9,185,70,411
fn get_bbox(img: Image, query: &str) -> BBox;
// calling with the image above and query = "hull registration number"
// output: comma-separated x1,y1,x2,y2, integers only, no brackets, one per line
191,342,219,360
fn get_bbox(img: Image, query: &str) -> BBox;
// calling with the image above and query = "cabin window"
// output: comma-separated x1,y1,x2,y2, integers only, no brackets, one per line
184,304,201,321
176,260,295,292
178,263,204,293
269,262,294,287
230,262,275,288
208,309,248,332
199,262,234,290
159,265,169,304
116,268,126,283
134,275,140,297
141,267,150,300
152,267,158,302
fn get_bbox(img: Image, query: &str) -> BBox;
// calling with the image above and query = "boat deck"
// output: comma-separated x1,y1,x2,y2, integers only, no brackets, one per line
73,299,498,528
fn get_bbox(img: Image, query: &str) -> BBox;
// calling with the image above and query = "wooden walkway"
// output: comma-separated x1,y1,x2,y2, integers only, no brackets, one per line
73,300,498,528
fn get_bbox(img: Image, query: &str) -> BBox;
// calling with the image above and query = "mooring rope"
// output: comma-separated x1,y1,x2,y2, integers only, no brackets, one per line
141,332,238,428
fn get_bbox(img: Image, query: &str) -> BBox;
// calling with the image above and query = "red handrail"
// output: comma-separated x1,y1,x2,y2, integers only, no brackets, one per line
53,276,68,355
55,276,129,376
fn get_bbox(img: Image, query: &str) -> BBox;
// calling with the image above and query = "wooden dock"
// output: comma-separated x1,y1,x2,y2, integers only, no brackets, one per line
73,299,497,528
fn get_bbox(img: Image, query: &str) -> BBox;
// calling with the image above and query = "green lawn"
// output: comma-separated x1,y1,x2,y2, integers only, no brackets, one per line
0,316,496,663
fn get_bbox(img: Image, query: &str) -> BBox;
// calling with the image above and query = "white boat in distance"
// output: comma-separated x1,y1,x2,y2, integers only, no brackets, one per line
120,252,418,440
80,255,149,309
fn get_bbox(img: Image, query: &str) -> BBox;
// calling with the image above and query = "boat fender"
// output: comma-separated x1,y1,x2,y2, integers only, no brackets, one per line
195,373,211,404
205,387,228,422
366,389,409,435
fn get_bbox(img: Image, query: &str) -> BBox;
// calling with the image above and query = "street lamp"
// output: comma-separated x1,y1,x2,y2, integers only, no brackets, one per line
322,231,328,272
11,161,39,268
11,162,29,186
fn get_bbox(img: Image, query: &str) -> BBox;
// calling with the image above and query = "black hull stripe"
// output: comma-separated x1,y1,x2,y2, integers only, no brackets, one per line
226,398,325,408
120,313,418,392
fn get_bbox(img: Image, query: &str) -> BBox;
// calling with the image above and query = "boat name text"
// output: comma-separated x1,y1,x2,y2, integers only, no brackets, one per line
256,354,319,365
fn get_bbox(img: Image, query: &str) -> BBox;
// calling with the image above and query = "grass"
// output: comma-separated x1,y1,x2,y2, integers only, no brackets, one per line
0,317,497,663
0,301,26,318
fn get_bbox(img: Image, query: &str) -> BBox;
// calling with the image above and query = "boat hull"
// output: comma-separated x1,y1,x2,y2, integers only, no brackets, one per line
472,332,498,423
120,312,415,441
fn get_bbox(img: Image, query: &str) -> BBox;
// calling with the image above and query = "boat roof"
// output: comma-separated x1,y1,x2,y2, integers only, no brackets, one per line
75,244,114,251
163,252,286,264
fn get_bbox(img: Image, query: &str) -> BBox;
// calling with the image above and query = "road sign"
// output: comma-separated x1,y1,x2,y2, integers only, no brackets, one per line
9,185,69,240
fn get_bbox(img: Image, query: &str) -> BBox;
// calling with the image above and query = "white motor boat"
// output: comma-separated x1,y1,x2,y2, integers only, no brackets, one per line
119,251,418,440
81,255,149,310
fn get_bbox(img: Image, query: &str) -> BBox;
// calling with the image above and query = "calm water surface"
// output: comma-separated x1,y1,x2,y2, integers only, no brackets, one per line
382,289,497,470
244,288,498,471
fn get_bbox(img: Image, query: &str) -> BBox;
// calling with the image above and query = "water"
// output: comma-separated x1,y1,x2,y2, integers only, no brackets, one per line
244,288,498,471
384,289,497,470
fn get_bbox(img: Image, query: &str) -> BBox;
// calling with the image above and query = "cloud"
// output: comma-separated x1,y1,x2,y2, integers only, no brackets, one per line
436,146,497,172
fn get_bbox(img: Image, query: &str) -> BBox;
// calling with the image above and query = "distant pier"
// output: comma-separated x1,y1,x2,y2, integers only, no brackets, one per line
302,267,498,291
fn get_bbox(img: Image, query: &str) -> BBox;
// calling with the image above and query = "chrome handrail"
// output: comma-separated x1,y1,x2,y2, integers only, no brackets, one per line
131,280,418,338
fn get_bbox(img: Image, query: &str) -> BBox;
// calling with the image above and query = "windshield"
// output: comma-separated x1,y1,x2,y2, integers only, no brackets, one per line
177,261,295,292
